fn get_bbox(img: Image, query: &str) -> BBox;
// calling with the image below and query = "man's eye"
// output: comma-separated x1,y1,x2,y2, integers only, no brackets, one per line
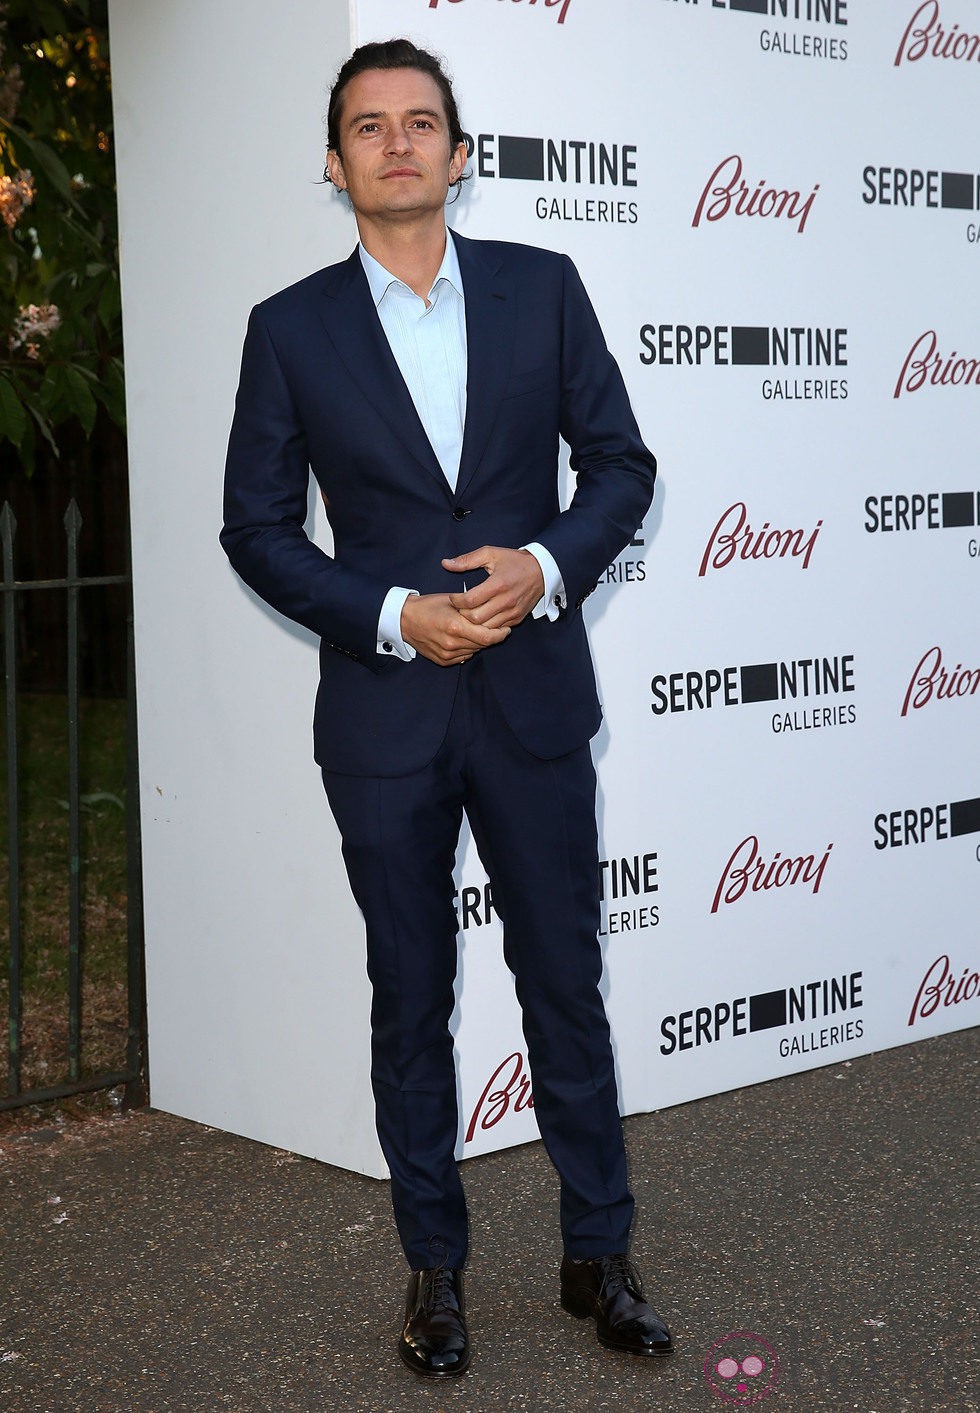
412,120,433,130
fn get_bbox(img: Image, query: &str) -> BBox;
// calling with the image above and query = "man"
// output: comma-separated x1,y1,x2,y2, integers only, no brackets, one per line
221,38,671,1377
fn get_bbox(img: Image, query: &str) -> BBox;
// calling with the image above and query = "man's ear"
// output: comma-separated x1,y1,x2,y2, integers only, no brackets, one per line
326,149,346,189
449,141,467,185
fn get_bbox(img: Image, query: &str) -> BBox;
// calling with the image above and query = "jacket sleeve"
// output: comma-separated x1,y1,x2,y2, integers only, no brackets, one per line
533,255,656,610
220,304,389,666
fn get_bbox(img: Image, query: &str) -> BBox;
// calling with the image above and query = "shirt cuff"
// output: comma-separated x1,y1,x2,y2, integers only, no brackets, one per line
378,586,419,661
522,542,566,621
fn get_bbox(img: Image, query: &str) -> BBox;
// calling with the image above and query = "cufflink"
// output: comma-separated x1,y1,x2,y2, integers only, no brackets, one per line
553,594,564,609
382,641,393,653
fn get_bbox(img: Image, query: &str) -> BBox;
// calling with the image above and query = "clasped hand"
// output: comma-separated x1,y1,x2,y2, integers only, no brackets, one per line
400,546,545,667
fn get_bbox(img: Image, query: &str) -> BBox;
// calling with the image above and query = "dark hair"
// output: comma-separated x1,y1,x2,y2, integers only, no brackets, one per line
326,39,468,193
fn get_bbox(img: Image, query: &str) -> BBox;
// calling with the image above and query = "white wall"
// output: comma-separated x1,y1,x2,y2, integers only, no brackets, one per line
113,0,980,1176
111,0,388,1173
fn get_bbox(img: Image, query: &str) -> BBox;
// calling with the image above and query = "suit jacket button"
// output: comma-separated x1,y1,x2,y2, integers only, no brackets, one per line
452,507,470,521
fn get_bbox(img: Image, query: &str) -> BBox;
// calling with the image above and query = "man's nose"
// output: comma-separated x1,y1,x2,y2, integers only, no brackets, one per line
385,123,413,154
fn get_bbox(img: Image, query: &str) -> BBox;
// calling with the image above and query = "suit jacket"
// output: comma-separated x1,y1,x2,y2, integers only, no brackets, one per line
221,231,656,777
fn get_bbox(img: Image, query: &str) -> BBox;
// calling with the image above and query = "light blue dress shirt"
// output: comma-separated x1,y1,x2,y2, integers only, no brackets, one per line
357,234,565,660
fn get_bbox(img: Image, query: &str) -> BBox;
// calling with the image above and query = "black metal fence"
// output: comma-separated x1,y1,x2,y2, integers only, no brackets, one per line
1,497,146,1111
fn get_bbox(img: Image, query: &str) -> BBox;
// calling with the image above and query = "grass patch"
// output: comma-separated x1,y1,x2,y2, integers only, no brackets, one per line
1,692,130,1101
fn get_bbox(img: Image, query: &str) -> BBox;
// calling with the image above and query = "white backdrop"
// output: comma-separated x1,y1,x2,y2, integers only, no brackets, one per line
112,0,979,1177
109,0,381,1169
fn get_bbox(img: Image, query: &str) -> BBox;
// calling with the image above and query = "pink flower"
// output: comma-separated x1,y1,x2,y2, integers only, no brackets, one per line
11,302,60,356
0,168,35,229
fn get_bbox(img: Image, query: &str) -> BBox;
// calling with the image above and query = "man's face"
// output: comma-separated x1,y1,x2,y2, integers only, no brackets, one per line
327,67,467,225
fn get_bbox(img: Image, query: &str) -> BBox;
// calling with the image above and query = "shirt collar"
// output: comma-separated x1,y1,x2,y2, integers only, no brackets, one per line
358,229,463,306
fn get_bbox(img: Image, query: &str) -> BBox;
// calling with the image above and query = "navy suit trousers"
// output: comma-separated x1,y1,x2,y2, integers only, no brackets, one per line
322,656,634,1269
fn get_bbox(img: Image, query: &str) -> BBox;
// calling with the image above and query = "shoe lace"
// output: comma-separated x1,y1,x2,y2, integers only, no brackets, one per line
601,1254,644,1300
420,1264,457,1312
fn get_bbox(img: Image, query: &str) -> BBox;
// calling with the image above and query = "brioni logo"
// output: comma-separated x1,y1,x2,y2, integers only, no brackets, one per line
465,1052,534,1143
894,331,980,398
693,155,819,235
699,502,822,576
901,647,980,715
711,836,833,913
895,1,980,65
908,954,979,1025
428,0,572,22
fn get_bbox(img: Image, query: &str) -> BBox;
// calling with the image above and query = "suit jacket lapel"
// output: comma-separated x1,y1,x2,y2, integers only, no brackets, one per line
317,249,450,496
453,232,517,501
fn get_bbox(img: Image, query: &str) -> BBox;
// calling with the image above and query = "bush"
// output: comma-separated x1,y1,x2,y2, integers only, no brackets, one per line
0,0,124,474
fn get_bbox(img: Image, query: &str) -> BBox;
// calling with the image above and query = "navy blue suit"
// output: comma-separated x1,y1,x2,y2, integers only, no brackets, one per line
222,232,656,1268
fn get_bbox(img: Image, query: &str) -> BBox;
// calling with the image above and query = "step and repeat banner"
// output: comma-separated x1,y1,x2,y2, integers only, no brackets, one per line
113,0,977,1177
353,0,979,1158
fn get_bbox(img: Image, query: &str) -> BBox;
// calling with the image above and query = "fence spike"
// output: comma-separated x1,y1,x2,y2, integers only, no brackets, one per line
63,498,83,536
1,500,17,549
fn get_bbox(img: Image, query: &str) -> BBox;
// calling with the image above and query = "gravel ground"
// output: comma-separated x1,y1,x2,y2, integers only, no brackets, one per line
1,1026,976,1412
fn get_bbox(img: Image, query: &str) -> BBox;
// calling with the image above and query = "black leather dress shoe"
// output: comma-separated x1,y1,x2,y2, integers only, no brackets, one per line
560,1254,673,1356
398,1266,470,1377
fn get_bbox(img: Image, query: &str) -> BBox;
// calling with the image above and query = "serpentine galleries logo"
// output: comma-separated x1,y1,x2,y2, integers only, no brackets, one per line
464,127,639,226
862,165,980,248
863,490,980,567
639,321,848,402
651,653,856,736
667,0,848,63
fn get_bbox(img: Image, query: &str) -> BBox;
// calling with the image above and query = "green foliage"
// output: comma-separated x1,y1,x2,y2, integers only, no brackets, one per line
0,691,129,1091
0,0,124,474
0,692,128,991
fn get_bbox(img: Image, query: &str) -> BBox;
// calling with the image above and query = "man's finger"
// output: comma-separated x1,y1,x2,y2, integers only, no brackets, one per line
442,549,492,575
447,582,495,612
440,607,507,648
456,607,514,632
451,616,509,647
